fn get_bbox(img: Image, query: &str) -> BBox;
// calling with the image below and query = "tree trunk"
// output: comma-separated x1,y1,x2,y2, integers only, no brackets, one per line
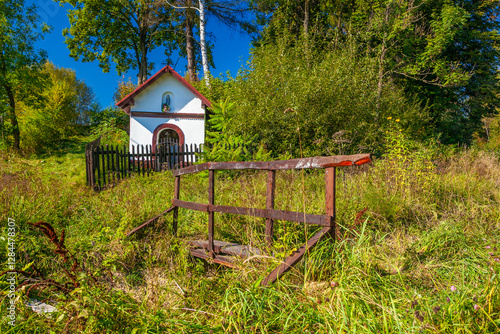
4,84,20,150
376,43,387,125
138,24,149,85
199,0,209,86
185,8,197,82
304,0,310,37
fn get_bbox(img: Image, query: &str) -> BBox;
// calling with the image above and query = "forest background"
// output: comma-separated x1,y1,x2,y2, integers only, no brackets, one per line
1,0,500,333
1,0,500,155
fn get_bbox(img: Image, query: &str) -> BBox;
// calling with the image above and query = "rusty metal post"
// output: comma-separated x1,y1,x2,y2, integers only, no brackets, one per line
325,167,336,239
208,169,215,257
265,170,276,248
173,175,180,236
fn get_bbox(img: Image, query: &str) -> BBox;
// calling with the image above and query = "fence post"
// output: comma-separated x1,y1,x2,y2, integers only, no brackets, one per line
173,175,180,236
208,169,215,258
265,170,276,248
96,146,101,190
131,145,135,175
90,145,96,188
325,167,337,240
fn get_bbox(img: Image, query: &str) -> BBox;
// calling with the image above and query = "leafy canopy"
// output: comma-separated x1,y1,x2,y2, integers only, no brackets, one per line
59,0,177,84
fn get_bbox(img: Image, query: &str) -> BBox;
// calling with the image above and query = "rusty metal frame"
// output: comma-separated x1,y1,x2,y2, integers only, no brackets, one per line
127,154,371,285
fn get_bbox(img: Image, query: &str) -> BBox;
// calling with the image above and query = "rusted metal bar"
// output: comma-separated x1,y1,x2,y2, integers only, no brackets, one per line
260,227,332,286
127,206,176,237
208,169,215,258
171,199,331,226
173,154,371,176
325,167,337,239
265,170,276,247
173,176,180,235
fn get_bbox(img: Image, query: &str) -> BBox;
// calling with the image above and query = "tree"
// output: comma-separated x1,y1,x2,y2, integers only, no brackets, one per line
59,0,177,85
0,0,48,150
252,0,500,144
18,62,99,152
167,0,253,85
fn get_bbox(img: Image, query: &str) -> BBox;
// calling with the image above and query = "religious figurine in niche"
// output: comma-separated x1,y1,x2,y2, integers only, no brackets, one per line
162,94,171,112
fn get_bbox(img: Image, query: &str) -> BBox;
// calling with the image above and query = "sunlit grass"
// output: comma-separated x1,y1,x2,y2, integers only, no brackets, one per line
1,147,499,333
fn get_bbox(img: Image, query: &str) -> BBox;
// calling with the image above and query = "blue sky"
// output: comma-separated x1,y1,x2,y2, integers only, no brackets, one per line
30,0,254,108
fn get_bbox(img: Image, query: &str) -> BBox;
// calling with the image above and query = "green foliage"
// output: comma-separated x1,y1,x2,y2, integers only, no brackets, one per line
0,0,49,150
18,62,99,154
113,76,137,104
382,117,438,203
59,0,177,84
1,146,500,332
227,34,428,157
204,98,271,162
475,114,500,152
90,108,129,147
251,0,500,146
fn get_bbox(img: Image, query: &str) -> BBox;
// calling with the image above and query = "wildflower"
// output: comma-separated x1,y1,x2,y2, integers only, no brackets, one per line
494,258,500,262
489,253,494,256
330,281,339,288
399,129,402,132
474,304,480,310
387,117,392,120
450,286,457,292
396,119,400,122
446,297,450,302
486,246,491,249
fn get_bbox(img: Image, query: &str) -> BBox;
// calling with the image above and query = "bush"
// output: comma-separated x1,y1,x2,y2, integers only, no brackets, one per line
226,34,430,157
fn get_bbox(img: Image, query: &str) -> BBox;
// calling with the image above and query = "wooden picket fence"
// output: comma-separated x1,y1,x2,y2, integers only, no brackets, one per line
85,142,202,190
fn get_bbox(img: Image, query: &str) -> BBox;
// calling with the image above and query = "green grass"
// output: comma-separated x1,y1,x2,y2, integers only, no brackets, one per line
1,146,499,333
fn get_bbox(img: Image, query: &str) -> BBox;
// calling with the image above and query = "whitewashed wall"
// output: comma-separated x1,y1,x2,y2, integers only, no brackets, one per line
130,117,205,149
128,72,206,150
131,73,202,114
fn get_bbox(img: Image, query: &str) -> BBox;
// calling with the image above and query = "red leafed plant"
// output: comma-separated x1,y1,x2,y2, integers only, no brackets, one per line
0,222,95,297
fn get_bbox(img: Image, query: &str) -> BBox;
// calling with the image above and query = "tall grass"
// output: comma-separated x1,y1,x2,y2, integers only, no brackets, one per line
1,145,499,333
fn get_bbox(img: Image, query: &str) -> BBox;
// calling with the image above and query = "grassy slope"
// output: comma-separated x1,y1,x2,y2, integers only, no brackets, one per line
0,147,499,333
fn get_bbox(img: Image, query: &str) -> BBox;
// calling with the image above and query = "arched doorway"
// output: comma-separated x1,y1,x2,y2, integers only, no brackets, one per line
152,123,185,152
158,128,179,146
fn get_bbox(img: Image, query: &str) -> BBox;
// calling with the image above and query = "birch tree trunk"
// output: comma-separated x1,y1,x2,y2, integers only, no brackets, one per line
199,0,210,86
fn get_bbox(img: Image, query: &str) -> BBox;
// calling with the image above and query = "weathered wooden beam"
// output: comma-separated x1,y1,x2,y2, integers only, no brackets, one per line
172,154,372,176
126,206,176,237
171,199,332,226
172,199,209,212
187,240,263,258
325,167,337,239
260,227,332,286
189,248,237,268
173,176,181,235
131,111,205,119
208,170,215,258
210,205,331,226
265,170,276,247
